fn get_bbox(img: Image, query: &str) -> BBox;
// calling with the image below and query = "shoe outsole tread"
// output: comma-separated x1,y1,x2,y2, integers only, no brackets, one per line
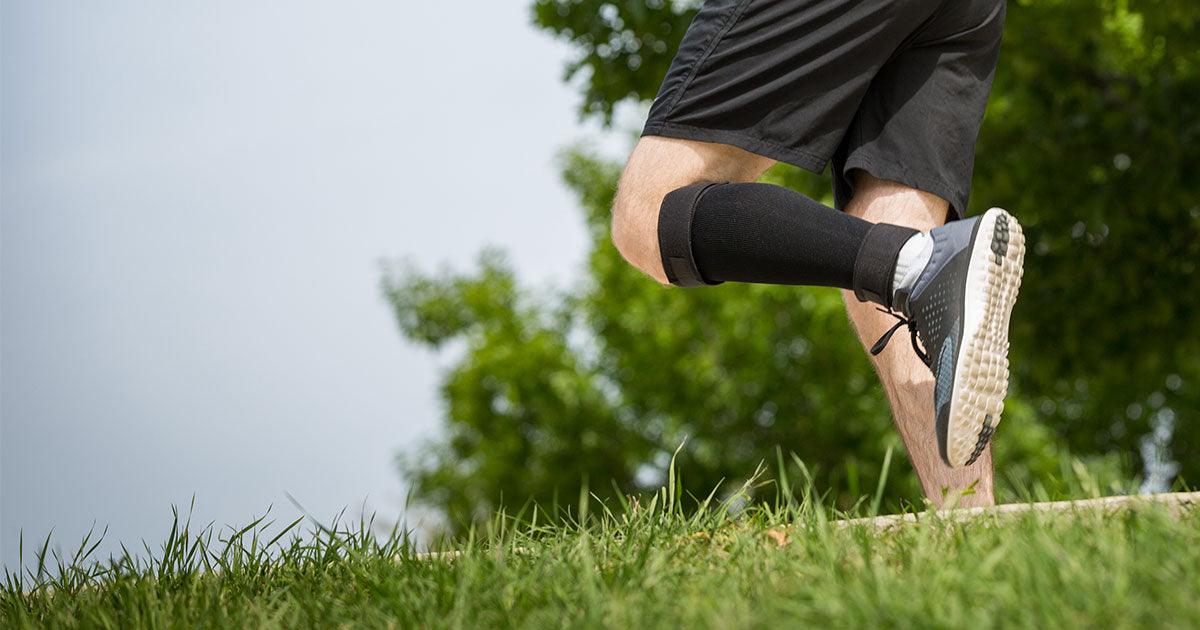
945,208,1025,468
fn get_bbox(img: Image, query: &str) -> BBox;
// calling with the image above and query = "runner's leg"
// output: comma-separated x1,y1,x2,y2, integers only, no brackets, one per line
841,172,994,508
615,136,916,298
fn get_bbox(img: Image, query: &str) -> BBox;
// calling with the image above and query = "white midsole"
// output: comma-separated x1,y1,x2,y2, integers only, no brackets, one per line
945,208,1026,467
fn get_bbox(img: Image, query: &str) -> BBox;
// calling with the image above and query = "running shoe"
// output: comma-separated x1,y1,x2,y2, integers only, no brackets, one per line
871,208,1026,468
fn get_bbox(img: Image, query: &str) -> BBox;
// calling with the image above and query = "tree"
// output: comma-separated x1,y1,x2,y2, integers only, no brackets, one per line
386,0,1200,529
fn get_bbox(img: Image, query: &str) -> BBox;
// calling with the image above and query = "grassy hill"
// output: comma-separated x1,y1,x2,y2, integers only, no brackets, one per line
4,479,1198,628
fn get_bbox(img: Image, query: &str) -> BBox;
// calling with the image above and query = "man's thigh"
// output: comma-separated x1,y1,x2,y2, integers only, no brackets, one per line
833,0,1007,219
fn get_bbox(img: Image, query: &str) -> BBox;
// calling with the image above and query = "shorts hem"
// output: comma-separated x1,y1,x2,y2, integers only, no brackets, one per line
642,121,829,175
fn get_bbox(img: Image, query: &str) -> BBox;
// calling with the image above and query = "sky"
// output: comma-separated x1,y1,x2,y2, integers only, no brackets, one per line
1,1,635,568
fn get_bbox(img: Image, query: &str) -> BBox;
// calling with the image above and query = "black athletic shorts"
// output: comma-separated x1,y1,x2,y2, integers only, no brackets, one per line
642,0,1007,220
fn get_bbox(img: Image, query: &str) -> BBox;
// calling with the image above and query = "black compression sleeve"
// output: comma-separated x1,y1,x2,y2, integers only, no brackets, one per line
656,181,916,305
689,182,870,288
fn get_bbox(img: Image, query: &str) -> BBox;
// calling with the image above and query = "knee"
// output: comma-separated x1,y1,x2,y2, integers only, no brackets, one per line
610,182,670,284
610,135,772,284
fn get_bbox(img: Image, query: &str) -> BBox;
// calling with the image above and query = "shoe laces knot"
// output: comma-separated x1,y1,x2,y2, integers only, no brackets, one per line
869,307,931,368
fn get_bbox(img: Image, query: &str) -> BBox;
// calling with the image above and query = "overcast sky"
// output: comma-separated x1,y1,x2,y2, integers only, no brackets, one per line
2,1,634,568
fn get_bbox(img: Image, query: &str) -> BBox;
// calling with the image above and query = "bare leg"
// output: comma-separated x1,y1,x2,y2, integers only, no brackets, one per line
612,136,775,283
842,171,995,508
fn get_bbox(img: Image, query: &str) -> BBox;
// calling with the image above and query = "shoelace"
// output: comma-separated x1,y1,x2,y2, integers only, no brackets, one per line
869,307,931,368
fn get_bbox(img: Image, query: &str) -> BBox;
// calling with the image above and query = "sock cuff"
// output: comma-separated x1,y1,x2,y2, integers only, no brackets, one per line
658,182,725,287
892,232,933,313
852,223,919,308
892,233,930,283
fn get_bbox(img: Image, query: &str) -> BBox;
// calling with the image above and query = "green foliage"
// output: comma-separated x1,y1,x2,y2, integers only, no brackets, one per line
6,486,1200,627
529,0,1200,471
387,0,1200,527
530,0,698,123
973,0,1200,463
385,253,650,529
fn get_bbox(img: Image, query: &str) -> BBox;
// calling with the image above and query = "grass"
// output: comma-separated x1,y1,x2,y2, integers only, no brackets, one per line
4,460,1198,629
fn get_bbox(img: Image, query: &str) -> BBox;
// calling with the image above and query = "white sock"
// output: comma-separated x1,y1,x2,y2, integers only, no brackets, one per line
892,232,932,304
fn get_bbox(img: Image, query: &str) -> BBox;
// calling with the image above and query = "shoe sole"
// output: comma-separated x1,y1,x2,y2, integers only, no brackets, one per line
945,208,1025,468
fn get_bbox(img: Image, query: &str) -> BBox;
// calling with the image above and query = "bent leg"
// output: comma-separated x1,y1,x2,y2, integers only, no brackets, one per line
841,172,995,508
614,136,915,297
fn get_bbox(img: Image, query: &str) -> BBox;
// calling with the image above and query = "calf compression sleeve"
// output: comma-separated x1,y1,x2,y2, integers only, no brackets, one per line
657,182,917,308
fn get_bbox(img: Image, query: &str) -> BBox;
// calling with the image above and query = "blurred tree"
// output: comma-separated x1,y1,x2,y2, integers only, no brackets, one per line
529,0,1200,483
387,0,1199,528
972,1,1200,466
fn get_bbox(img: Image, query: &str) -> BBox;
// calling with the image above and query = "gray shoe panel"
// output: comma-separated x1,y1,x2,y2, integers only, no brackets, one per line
908,215,980,313
905,215,983,465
